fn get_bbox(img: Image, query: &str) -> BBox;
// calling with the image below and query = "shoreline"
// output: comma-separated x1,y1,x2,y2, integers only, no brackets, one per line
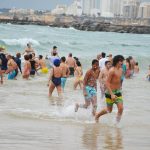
0,18,150,34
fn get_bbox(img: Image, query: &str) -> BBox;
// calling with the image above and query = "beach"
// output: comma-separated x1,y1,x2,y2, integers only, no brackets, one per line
0,24,150,150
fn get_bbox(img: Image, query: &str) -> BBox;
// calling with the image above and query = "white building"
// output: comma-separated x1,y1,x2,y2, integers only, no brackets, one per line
82,0,101,16
100,0,114,17
138,2,150,18
110,0,123,17
66,0,82,16
82,0,91,15
9,8,34,15
122,0,141,18
51,5,67,15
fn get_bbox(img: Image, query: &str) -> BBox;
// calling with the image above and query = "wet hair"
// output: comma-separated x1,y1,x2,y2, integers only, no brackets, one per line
73,57,79,62
112,55,124,66
105,61,111,65
135,62,138,66
128,56,133,60
92,59,99,65
76,61,81,67
7,55,12,59
61,56,66,62
24,55,29,61
126,58,131,69
101,52,106,58
53,46,57,49
27,43,31,47
16,53,21,58
69,53,72,57
39,55,43,59
29,54,33,59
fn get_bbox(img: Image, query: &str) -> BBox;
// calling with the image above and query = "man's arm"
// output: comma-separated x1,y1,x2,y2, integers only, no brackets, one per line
83,70,90,96
105,69,116,100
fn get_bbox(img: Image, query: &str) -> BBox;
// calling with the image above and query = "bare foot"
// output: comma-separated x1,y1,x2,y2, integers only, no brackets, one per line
75,103,79,112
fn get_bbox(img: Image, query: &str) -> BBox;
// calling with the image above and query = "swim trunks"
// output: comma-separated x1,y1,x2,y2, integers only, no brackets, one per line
61,77,67,89
69,67,74,76
105,89,123,106
85,86,97,100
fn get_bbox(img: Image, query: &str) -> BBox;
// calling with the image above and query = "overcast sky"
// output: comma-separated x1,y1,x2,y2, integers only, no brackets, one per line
0,0,73,10
0,0,150,10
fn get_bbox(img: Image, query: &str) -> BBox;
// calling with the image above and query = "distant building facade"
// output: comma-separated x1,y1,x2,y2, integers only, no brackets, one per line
9,8,35,15
138,2,150,18
66,0,82,16
122,0,140,18
51,5,67,15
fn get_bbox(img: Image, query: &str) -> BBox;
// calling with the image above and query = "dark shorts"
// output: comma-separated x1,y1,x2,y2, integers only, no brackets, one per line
52,77,61,87
69,67,74,76
30,70,35,75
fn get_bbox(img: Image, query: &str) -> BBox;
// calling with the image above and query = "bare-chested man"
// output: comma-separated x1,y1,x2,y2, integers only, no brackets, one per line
66,53,76,77
48,59,63,97
23,43,34,55
75,59,100,116
95,55,124,123
99,61,111,99
60,56,70,91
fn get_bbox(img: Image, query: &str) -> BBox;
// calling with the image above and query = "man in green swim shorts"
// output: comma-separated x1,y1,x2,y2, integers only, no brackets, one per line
95,55,124,123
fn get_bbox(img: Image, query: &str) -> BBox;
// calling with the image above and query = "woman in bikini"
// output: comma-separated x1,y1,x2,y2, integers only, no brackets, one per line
74,61,83,90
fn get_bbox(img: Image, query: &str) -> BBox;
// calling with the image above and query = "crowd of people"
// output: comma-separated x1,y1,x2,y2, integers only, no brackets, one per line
0,43,149,123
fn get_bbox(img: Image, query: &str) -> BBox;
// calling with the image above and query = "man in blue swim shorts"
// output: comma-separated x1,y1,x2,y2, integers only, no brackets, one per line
75,59,100,116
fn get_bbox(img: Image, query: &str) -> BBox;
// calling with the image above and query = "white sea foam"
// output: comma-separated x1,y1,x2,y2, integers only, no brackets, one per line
1,38,40,46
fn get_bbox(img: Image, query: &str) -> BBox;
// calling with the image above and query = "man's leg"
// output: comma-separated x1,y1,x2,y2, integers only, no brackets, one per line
116,102,123,123
95,105,113,122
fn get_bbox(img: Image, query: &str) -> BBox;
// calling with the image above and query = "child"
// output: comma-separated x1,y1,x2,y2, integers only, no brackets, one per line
75,59,100,116
38,55,48,74
134,62,139,73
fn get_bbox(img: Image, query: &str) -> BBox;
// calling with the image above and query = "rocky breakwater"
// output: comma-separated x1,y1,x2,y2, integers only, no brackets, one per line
0,15,150,34
77,20,150,34
49,19,150,34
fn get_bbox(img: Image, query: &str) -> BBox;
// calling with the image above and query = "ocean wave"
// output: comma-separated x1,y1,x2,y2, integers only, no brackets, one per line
0,38,40,46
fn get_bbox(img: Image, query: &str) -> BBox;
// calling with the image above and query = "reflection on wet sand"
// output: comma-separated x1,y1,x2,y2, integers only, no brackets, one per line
104,127,123,150
82,124,123,150
82,124,100,150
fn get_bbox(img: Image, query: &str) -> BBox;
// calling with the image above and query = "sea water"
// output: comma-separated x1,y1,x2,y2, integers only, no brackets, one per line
0,24,150,150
